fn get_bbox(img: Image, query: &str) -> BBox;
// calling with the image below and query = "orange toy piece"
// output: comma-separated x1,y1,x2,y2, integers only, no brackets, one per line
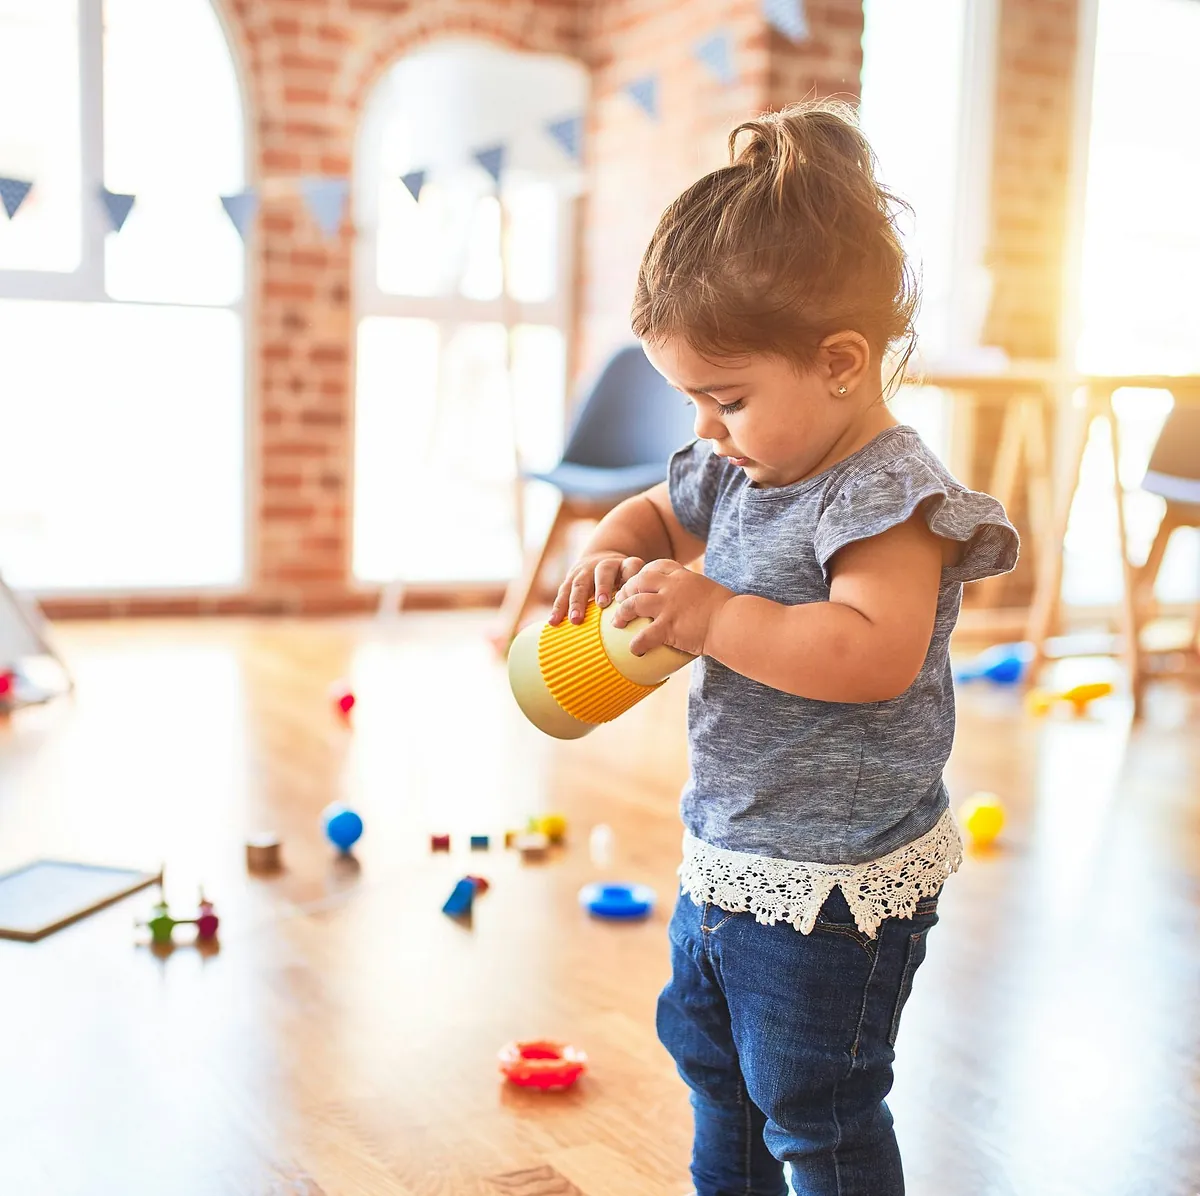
1026,681,1114,717
497,1040,587,1091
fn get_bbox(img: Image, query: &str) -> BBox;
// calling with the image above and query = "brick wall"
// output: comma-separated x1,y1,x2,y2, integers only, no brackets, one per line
575,0,864,379
222,0,583,613
982,0,1082,359
46,0,917,617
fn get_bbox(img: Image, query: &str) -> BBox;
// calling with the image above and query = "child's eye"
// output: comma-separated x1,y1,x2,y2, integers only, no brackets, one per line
716,398,745,414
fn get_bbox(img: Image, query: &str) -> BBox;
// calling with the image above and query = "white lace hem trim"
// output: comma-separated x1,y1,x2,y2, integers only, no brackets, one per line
678,808,963,939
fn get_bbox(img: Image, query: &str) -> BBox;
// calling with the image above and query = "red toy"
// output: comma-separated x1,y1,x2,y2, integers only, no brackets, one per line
0,671,14,699
466,875,490,895
330,682,356,718
497,1040,587,1091
430,834,451,852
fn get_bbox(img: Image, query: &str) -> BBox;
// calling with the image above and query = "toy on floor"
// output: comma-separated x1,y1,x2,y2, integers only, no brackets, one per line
431,834,451,852
1026,681,1114,717
329,681,356,718
513,831,549,861
588,824,614,867
959,793,1006,847
954,642,1033,685
529,814,567,844
470,835,490,850
579,882,655,921
245,833,282,872
442,877,477,918
498,1040,587,1091
322,803,363,853
508,601,692,739
138,890,219,945
465,874,490,895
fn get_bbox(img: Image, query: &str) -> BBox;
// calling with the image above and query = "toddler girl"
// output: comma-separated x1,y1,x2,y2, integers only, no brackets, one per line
550,101,1018,1195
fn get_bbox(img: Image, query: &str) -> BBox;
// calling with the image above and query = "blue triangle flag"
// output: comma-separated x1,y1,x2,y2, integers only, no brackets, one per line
473,145,505,185
99,187,136,233
695,30,737,85
400,170,426,201
763,0,809,42
546,115,584,162
220,189,258,240
0,177,33,220
626,76,659,121
300,177,349,239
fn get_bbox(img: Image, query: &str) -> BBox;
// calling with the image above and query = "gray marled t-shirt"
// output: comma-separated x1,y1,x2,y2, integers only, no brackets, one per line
670,424,1019,866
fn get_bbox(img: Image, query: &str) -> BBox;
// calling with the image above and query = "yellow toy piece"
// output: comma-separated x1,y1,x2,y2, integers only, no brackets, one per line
1026,680,1114,717
508,601,693,739
959,792,1006,847
530,813,568,843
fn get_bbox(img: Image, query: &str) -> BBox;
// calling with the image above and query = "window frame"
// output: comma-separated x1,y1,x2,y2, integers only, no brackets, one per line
0,0,256,597
351,42,583,587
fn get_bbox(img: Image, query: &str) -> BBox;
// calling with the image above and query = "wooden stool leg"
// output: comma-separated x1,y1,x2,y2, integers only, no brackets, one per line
1026,388,1094,676
975,395,1029,610
1135,502,1183,614
493,498,573,651
1105,398,1145,715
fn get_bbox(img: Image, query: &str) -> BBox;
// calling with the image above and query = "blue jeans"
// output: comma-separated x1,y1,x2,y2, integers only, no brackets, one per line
656,886,940,1196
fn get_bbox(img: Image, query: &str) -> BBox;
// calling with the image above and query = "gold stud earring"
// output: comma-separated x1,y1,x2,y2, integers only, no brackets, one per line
837,385,848,395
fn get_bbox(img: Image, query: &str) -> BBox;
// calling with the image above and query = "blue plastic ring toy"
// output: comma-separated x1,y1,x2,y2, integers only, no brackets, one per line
578,882,656,920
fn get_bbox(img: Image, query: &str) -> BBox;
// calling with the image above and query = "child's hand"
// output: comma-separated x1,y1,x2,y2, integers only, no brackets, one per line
550,551,647,626
611,560,733,657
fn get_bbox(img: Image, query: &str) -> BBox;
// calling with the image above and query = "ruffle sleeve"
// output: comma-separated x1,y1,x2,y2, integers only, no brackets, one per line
813,455,1019,585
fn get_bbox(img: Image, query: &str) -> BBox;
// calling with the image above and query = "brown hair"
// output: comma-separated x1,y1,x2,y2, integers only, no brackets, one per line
631,100,919,384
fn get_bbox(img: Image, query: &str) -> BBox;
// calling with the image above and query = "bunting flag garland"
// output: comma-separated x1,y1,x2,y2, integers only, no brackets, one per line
400,170,427,201
0,177,33,220
473,145,505,185
694,30,737,86
300,177,349,239
219,188,258,240
763,0,809,42
545,114,584,162
625,75,659,121
99,186,136,233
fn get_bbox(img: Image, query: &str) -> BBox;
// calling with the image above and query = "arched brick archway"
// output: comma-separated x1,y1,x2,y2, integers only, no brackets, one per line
210,0,583,610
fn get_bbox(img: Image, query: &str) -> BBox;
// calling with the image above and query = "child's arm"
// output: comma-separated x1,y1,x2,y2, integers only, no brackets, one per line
549,483,708,626
613,513,946,703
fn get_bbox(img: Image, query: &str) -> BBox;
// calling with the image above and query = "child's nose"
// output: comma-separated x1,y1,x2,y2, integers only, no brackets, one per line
694,408,725,441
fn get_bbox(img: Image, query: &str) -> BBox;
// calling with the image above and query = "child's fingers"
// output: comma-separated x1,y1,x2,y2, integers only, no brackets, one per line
593,559,622,607
610,591,662,629
628,622,666,657
567,571,595,623
548,577,574,625
617,556,646,588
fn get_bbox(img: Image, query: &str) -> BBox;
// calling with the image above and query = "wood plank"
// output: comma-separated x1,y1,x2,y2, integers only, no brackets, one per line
0,614,1196,1195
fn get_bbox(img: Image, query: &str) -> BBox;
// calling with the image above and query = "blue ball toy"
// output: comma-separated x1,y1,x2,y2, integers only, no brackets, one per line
578,882,656,921
322,803,363,853
954,641,1033,686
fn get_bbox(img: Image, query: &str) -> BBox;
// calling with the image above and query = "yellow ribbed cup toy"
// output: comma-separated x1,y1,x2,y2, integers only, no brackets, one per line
507,601,693,739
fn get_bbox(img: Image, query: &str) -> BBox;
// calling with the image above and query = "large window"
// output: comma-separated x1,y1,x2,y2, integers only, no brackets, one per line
1063,0,1200,607
0,0,247,592
860,0,988,464
353,40,586,585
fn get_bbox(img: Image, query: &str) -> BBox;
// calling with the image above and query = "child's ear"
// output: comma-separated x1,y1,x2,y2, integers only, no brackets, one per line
818,331,870,396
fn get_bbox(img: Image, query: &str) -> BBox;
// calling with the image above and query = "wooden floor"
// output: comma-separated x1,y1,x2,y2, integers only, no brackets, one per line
1,614,1198,1196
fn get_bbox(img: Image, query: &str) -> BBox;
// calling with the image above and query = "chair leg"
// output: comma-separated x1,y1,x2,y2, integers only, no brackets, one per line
492,499,574,652
1135,502,1183,617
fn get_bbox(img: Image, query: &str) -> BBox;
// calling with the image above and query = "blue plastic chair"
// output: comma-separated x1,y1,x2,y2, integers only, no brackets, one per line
497,344,697,642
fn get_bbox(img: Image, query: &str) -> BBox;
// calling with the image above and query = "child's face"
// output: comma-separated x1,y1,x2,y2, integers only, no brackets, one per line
644,337,856,488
